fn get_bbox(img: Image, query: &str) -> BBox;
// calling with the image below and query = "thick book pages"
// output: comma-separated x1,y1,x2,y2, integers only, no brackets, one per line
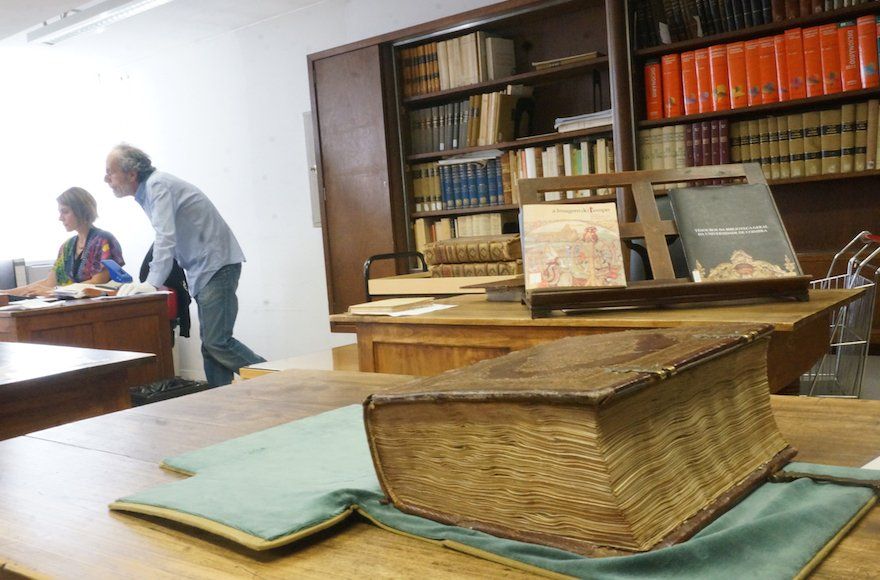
669,183,802,282
365,325,794,556
522,202,626,290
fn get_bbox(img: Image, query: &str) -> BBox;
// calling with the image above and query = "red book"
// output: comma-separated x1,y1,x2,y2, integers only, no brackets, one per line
857,16,879,89
758,37,779,105
745,39,763,106
803,26,823,97
819,23,842,95
785,28,807,100
691,123,704,166
838,21,861,91
644,60,663,120
774,35,790,102
727,42,748,109
661,53,683,118
694,48,712,113
681,51,699,115
708,45,730,111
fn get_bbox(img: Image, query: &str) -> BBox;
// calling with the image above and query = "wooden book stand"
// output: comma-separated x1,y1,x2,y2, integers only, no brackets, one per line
517,163,811,317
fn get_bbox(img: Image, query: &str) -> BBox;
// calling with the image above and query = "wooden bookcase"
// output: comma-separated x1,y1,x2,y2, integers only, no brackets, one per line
309,0,880,342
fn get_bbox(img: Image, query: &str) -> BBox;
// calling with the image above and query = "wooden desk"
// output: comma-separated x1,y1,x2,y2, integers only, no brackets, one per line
0,294,174,385
0,369,874,578
239,343,360,379
0,342,154,440
330,289,861,393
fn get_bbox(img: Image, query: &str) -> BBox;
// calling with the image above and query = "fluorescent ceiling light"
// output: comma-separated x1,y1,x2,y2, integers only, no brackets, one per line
27,0,174,45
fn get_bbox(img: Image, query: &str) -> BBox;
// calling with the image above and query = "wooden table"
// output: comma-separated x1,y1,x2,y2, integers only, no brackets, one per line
0,294,174,385
0,342,154,440
330,289,862,393
0,368,875,578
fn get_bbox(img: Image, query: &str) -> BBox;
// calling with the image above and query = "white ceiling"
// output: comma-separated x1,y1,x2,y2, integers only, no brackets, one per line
0,0,318,67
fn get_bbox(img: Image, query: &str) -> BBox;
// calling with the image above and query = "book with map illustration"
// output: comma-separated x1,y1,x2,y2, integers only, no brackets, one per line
522,202,626,291
668,184,802,283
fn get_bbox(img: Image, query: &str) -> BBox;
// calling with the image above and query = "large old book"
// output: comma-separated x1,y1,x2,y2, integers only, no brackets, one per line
429,261,522,277
364,325,795,556
669,183,802,282
522,202,626,290
424,234,521,265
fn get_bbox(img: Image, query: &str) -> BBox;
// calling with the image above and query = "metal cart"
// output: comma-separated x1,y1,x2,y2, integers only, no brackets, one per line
801,232,880,398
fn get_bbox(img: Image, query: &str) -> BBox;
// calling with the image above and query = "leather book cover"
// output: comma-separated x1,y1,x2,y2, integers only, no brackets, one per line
802,111,822,176
681,51,699,115
857,16,879,89
758,36,779,104
701,121,712,166
644,60,663,120
691,122,704,166
685,122,695,166
787,114,806,177
709,44,731,111
669,183,802,281
803,26,823,97
767,116,781,179
500,154,513,204
730,121,744,163
773,35,790,102
798,0,810,17
744,39,763,105
719,118,731,164
839,103,856,173
425,234,522,265
748,119,762,165
819,23,842,95
727,42,748,108
838,21,861,92
866,99,879,170
710,120,721,165
784,28,807,100
758,117,772,177
783,0,798,19
771,0,785,21
661,53,684,117
854,102,868,172
695,48,713,113
776,115,791,179
819,107,842,174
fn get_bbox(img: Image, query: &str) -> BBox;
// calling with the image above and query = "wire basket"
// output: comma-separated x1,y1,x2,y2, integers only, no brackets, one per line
801,232,880,398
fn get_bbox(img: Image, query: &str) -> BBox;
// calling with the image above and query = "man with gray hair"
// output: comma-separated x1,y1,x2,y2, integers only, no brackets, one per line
105,143,265,386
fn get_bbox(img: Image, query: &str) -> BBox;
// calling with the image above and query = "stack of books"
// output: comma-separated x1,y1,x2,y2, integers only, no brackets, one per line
423,234,522,277
553,109,613,132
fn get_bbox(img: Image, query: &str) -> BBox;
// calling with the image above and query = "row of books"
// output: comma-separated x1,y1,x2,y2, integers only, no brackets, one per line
633,0,877,49
731,99,880,177
409,85,532,154
400,32,516,98
644,15,880,119
412,214,518,253
638,120,731,172
411,137,616,212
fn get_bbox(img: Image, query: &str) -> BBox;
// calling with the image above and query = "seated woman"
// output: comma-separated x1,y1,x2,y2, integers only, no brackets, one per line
8,187,124,296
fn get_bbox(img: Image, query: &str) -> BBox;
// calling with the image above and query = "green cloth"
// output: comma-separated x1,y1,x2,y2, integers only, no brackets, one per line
114,405,878,579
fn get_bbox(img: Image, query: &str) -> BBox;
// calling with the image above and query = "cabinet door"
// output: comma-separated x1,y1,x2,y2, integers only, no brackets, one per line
312,45,403,315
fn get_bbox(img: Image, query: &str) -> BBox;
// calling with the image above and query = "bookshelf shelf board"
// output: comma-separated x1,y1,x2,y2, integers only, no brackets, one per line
406,125,613,162
638,87,880,129
769,169,880,187
402,57,609,107
634,4,880,59
412,204,520,218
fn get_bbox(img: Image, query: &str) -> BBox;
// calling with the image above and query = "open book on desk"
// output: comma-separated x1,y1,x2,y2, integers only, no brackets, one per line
54,282,120,299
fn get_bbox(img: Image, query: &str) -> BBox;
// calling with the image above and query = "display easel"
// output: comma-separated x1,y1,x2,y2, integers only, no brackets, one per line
517,163,812,317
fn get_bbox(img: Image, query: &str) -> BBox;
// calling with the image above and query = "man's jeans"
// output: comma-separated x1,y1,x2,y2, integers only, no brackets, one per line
195,263,265,386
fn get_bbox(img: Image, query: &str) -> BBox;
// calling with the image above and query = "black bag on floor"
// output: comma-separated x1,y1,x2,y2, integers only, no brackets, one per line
131,378,212,406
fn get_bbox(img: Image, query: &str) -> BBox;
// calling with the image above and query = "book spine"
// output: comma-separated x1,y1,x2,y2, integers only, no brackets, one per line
771,0,785,20
745,39,763,106
758,36,779,104
820,23,842,95
500,153,513,205
777,115,791,178
644,60,663,120
758,116,772,178
854,101,868,171
709,44,731,111
785,28,807,100
857,15,879,89
684,123,695,166
440,165,453,209
768,115,781,179
452,163,465,208
701,121,712,166
783,0,798,19
681,51,699,115
661,53,684,117
838,21,861,92
719,118,730,164
799,0,811,17
730,121,743,163
803,111,822,176
820,108,842,174
840,103,856,173
748,119,762,166
867,99,879,169
695,48,713,113
727,42,748,109
774,35,790,102
788,113,806,177
803,26,823,98
692,122,704,166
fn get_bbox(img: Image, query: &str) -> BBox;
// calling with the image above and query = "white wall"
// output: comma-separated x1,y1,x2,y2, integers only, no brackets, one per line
0,0,497,379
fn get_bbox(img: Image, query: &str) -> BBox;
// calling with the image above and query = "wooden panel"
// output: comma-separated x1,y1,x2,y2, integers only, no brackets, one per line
313,46,399,314
373,342,509,375
28,324,96,347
